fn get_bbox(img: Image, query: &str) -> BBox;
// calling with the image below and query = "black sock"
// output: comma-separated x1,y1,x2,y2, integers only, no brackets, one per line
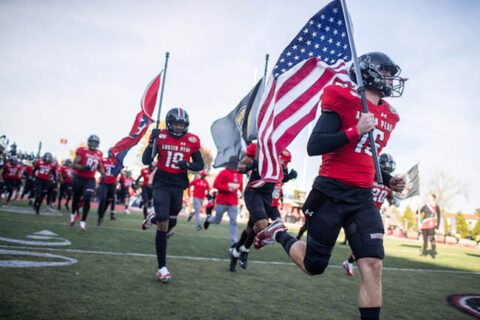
82,200,90,221
348,255,355,263
275,231,298,255
156,230,167,268
236,230,249,251
359,307,380,320
244,230,256,249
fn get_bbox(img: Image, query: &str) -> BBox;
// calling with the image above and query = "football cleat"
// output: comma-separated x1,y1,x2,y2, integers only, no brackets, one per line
125,208,130,215
157,267,171,283
343,260,354,277
196,225,202,231
110,212,117,220
228,247,239,272
142,210,156,230
254,218,287,249
70,214,76,227
203,217,210,230
80,221,86,231
239,251,249,269
187,214,193,222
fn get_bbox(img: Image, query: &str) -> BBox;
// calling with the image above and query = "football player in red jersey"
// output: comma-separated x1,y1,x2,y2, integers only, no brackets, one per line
118,170,134,214
2,155,23,205
21,161,35,203
187,171,210,230
136,163,155,218
228,147,296,271
254,52,407,320
141,108,204,283
97,149,117,225
70,135,104,230
57,159,74,211
342,153,398,277
32,152,57,214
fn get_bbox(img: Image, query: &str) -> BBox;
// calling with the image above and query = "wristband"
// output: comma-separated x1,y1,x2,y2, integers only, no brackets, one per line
345,126,360,141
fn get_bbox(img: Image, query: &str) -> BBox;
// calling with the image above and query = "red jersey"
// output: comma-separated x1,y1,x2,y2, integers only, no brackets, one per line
120,176,134,189
155,129,201,174
75,147,103,179
319,84,400,188
60,166,74,183
101,157,117,184
3,163,23,179
371,181,392,210
213,168,243,206
140,167,153,187
272,182,283,207
189,178,210,199
24,164,34,178
34,159,57,181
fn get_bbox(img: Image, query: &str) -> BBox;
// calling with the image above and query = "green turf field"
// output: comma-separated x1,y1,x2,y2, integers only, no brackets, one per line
1,201,479,320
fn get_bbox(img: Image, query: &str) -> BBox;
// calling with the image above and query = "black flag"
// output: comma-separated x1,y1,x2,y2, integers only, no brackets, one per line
396,163,420,200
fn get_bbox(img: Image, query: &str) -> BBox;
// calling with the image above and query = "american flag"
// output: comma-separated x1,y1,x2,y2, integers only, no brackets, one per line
251,0,354,187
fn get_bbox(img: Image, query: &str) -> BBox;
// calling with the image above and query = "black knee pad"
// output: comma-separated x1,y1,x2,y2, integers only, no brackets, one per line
304,235,332,275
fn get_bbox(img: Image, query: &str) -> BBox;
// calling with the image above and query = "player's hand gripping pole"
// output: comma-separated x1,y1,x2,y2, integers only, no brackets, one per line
340,0,383,184
151,52,170,159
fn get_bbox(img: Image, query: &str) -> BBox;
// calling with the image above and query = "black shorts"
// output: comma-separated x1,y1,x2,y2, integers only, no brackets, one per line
98,183,116,201
303,186,384,272
34,178,50,196
59,182,73,197
72,176,96,199
141,185,153,203
4,178,21,191
152,185,183,222
244,188,274,223
118,188,128,201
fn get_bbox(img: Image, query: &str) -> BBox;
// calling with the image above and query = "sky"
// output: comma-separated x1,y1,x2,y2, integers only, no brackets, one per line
1,0,479,213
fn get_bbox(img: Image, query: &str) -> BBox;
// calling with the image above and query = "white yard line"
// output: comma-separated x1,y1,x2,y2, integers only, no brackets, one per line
0,244,479,275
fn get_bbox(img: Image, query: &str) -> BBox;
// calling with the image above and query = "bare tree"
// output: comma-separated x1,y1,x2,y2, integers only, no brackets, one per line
425,169,469,211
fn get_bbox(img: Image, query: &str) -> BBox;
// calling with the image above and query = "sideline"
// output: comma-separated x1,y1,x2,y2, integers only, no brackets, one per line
1,244,479,275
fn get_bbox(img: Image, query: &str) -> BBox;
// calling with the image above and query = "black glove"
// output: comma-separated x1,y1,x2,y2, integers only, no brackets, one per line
288,169,298,180
149,129,161,143
177,160,190,170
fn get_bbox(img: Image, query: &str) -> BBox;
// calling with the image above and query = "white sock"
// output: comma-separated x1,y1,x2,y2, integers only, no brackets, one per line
70,214,75,222
232,248,240,258
80,221,86,228
240,245,249,253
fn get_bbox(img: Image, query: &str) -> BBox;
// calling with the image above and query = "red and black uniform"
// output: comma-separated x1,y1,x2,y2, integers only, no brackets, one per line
299,83,399,274
270,149,293,220
118,175,134,202
97,157,117,221
72,147,103,221
33,159,58,213
21,164,35,200
3,162,23,202
137,166,154,218
372,181,392,210
46,163,59,207
58,165,74,210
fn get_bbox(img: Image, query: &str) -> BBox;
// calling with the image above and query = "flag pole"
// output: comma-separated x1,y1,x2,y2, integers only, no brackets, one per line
263,54,269,89
340,0,383,184
152,51,170,158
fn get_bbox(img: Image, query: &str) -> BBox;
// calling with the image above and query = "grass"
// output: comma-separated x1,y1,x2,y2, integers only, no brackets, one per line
0,200,479,320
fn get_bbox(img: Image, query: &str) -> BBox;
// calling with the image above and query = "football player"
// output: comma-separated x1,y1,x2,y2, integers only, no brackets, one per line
32,152,57,214
97,149,117,225
118,170,134,214
254,52,406,320
141,108,204,283
21,161,35,204
70,135,104,230
57,159,74,211
187,171,210,230
342,153,399,277
2,155,23,205
136,163,155,218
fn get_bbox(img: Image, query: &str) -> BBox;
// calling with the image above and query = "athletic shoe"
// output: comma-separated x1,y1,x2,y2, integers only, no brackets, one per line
142,211,156,230
254,218,287,249
239,250,249,269
157,267,171,283
196,225,202,231
228,247,238,272
343,260,354,277
97,218,103,226
70,214,76,227
125,208,130,215
166,230,175,239
187,214,193,222
80,221,86,231
203,217,210,230
110,212,117,220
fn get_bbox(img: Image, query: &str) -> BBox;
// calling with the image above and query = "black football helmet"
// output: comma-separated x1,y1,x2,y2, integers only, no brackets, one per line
379,153,396,174
350,52,405,97
87,135,100,151
64,159,72,167
43,152,52,163
166,108,189,138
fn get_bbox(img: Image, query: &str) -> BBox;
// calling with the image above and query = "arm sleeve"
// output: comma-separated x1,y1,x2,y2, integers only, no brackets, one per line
307,111,350,156
142,145,156,165
381,170,393,188
188,151,204,172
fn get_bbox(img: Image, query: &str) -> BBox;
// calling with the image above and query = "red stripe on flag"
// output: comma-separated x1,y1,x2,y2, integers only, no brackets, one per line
275,58,317,102
256,81,276,130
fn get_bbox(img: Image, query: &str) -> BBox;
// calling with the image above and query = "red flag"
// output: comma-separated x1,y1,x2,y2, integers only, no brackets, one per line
110,71,162,176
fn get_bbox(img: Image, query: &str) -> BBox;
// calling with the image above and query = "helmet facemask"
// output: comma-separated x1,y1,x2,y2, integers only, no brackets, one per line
166,108,189,138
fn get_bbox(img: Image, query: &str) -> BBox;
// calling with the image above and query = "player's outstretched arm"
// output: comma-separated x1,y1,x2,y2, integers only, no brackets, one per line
307,111,349,156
